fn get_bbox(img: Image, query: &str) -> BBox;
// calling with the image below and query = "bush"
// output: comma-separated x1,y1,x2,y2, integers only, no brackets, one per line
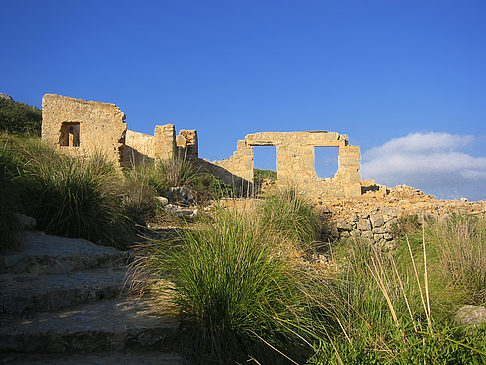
254,168,277,181
308,216,486,364
132,208,318,363
0,137,21,250
122,165,157,225
3,135,133,248
0,98,42,135
258,186,320,248
149,156,196,194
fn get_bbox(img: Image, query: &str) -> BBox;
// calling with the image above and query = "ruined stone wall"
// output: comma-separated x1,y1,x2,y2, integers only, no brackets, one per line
42,94,127,165
213,131,361,199
176,130,198,158
153,124,177,160
125,124,177,165
213,140,254,182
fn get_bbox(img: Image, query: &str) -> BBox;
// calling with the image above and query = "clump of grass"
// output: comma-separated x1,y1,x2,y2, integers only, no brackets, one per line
122,164,157,225
149,156,197,194
131,207,317,364
0,136,21,250
3,135,133,248
428,214,486,305
258,186,320,248
308,215,486,364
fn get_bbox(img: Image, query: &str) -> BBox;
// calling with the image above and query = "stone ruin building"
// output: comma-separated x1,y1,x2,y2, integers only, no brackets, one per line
41,94,361,199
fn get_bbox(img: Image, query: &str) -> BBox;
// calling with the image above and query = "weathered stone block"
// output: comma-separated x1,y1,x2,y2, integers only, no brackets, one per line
357,219,372,231
370,214,385,228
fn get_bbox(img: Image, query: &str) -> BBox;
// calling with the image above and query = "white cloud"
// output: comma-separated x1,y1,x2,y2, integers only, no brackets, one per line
361,132,486,201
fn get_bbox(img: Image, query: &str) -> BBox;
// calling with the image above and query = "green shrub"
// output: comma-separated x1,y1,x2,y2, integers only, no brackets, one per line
132,208,317,363
143,157,232,206
0,98,42,135
258,186,320,248
190,173,233,204
3,135,132,248
0,137,21,250
149,156,197,194
122,165,157,225
254,168,277,181
308,216,486,364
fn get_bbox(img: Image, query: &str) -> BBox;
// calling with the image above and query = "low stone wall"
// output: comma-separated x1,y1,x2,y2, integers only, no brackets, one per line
317,184,486,248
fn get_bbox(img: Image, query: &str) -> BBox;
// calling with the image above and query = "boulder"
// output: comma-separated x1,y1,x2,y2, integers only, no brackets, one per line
455,305,486,327
163,187,194,206
14,213,36,230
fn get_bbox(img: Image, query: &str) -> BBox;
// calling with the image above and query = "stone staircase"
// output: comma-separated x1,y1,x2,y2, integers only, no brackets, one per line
0,231,183,364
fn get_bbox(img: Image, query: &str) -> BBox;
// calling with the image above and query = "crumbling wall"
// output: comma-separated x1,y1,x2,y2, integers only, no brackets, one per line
42,94,127,165
176,130,198,158
125,124,177,165
213,131,361,198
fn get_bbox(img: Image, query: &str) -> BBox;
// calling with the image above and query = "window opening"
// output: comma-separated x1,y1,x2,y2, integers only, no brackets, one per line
314,146,339,179
59,122,80,147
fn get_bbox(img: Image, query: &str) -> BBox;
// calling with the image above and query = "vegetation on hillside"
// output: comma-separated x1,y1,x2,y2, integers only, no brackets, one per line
131,200,321,364
254,168,277,181
1,134,134,249
0,98,42,135
0,98,484,362
133,192,486,363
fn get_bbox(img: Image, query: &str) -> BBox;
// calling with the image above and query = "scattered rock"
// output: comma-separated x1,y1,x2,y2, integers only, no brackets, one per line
14,212,36,230
163,187,194,206
455,305,486,327
155,196,169,206
164,204,198,220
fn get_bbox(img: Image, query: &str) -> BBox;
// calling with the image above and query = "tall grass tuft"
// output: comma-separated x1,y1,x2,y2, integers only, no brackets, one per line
131,207,317,364
427,214,486,305
3,135,132,248
149,156,196,194
258,186,320,248
0,135,21,250
308,216,486,364
122,164,157,225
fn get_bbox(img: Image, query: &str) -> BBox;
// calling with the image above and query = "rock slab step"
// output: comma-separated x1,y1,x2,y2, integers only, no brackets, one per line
0,297,180,354
0,350,183,364
0,231,129,275
0,269,127,314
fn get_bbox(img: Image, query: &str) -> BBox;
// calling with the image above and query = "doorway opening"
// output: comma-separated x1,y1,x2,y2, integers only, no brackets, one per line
253,146,277,195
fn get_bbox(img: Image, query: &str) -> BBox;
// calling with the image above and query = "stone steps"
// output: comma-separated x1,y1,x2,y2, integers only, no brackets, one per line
0,231,129,275
0,268,127,314
0,297,180,354
0,350,183,365
0,230,183,361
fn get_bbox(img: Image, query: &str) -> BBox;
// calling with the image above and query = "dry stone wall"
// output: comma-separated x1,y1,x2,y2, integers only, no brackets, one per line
317,184,486,248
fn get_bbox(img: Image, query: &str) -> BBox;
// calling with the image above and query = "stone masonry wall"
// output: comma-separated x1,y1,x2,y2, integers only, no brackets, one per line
42,94,127,165
213,131,361,199
125,124,176,165
176,130,198,158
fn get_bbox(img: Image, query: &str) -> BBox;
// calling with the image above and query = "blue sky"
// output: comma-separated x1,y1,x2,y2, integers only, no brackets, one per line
2,0,485,200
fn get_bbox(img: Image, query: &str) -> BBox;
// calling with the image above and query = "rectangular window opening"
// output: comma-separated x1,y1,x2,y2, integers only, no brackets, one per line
315,146,339,179
59,122,80,147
